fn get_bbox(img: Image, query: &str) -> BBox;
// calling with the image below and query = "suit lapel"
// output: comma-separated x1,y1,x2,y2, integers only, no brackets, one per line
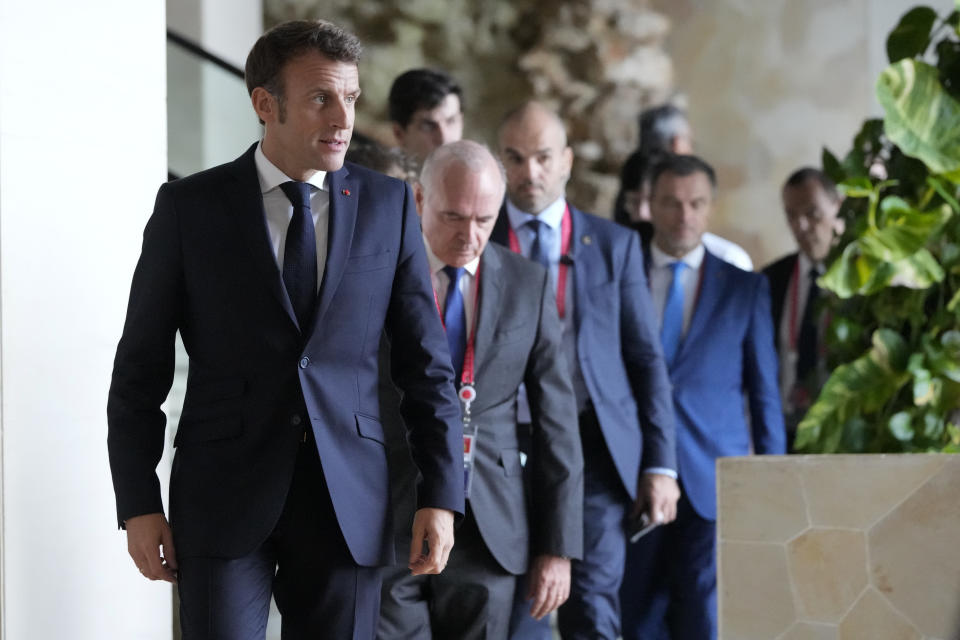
227,144,299,329
312,167,359,327
568,206,594,332
473,247,503,381
674,251,725,367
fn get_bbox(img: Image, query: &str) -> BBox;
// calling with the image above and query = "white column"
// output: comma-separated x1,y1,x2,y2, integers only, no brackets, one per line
0,1,171,639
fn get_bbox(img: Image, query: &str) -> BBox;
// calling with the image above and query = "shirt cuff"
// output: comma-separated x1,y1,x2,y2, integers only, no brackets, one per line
643,467,678,479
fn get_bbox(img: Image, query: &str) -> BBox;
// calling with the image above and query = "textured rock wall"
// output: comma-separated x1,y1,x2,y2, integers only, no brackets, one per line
266,0,675,216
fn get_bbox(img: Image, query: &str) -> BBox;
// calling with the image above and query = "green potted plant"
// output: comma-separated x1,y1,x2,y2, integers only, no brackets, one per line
795,2,960,453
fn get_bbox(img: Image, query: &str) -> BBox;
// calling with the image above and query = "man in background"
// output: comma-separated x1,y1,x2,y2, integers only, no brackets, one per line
378,140,584,639
763,167,845,450
613,104,753,271
494,101,678,640
620,154,785,640
388,68,464,166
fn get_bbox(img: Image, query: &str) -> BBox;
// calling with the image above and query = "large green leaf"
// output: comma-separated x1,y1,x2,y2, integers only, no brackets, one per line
886,6,938,62
877,60,960,176
795,329,911,452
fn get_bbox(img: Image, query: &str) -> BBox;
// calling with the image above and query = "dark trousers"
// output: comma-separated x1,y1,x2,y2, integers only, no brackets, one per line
378,506,515,640
509,407,629,640
619,491,717,640
177,432,382,640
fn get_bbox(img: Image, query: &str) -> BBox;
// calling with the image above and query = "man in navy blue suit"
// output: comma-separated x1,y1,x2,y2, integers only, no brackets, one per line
619,154,785,639
107,20,464,639
493,101,678,640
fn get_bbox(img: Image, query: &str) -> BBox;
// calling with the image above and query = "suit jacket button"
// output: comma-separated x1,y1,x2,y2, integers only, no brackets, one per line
299,357,310,369
291,415,302,426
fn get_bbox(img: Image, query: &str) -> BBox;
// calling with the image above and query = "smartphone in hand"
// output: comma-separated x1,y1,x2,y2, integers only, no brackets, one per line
628,512,659,543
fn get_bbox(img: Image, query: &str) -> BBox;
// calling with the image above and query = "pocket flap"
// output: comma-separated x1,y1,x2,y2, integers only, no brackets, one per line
498,448,522,476
355,413,385,444
174,418,242,446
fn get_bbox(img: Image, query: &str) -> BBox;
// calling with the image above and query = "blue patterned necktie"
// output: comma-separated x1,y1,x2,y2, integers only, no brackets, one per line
279,181,318,330
526,218,550,269
660,261,688,366
442,265,467,376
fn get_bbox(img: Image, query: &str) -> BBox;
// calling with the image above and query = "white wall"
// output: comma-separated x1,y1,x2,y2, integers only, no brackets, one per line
0,1,171,638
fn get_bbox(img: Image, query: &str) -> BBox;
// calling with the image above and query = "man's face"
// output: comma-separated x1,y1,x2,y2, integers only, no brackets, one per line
782,179,844,262
253,52,360,179
417,162,502,267
650,171,714,258
394,93,463,162
498,111,573,215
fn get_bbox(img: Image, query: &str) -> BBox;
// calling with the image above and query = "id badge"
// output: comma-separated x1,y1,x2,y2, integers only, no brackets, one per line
462,420,478,499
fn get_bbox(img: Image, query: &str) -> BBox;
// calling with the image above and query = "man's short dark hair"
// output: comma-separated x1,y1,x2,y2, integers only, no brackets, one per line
244,20,362,101
783,167,839,201
388,69,462,128
649,154,717,195
639,104,690,157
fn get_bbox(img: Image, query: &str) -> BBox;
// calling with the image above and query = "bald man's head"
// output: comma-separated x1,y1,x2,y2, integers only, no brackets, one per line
416,140,505,267
497,101,573,215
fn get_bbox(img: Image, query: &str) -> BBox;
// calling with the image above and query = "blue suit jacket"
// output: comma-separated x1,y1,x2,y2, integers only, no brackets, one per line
657,250,786,520
491,203,676,500
107,143,464,566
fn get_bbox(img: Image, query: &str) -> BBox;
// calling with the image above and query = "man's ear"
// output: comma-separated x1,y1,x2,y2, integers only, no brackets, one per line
392,123,406,146
251,87,278,124
413,181,425,217
562,146,574,178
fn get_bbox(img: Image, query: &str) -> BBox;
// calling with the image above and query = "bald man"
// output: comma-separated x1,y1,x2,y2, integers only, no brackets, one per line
492,102,677,639
377,140,584,639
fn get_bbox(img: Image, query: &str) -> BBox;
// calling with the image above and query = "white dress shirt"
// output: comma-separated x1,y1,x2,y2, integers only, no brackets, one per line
649,243,706,336
254,142,329,291
703,232,753,271
424,240,480,333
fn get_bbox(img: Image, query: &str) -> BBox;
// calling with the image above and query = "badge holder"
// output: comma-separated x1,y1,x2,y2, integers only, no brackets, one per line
459,383,478,499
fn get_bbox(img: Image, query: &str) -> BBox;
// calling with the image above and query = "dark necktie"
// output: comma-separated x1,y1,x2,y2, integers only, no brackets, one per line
796,267,820,381
526,219,550,269
279,181,317,330
660,261,688,366
442,265,466,377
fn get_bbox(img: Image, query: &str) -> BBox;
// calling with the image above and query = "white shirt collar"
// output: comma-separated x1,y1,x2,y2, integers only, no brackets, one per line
505,196,566,230
650,242,706,271
254,141,327,195
423,236,480,277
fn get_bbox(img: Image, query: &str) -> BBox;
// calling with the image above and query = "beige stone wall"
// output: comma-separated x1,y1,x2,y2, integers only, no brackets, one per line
654,0,957,268
718,455,960,639
265,0,675,215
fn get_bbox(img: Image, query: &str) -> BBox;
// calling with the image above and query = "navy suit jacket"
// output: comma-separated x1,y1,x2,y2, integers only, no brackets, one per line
107,143,464,567
491,203,676,501
658,250,786,520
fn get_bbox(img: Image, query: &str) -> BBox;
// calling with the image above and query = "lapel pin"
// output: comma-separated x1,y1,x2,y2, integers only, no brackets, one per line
341,188,351,196
582,235,592,245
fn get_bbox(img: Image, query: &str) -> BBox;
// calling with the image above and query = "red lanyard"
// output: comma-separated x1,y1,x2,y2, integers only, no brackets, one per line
433,262,482,386
788,259,800,350
507,205,572,318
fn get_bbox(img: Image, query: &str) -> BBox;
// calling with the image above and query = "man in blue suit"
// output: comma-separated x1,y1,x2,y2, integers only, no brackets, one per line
493,101,679,640
619,154,785,639
107,20,464,639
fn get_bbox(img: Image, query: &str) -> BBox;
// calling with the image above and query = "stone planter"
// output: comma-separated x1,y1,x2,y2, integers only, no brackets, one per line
717,454,960,639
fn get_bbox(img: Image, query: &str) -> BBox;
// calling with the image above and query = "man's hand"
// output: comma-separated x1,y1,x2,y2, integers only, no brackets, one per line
633,473,680,524
408,507,455,576
526,554,571,620
125,513,178,583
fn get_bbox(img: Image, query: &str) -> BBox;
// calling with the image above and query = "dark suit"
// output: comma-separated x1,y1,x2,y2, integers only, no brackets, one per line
378,242,584,639
492,203,676,639
107,144,464,638
620,250,785,639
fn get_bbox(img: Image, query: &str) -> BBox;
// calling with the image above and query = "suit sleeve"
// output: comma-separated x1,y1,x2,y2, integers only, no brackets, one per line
384,181,465,518
743,275,787,454
618,231,678,472
525,267,584,560
107,184,182,527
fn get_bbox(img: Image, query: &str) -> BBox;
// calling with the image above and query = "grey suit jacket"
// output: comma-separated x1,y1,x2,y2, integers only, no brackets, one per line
384,242,584,575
